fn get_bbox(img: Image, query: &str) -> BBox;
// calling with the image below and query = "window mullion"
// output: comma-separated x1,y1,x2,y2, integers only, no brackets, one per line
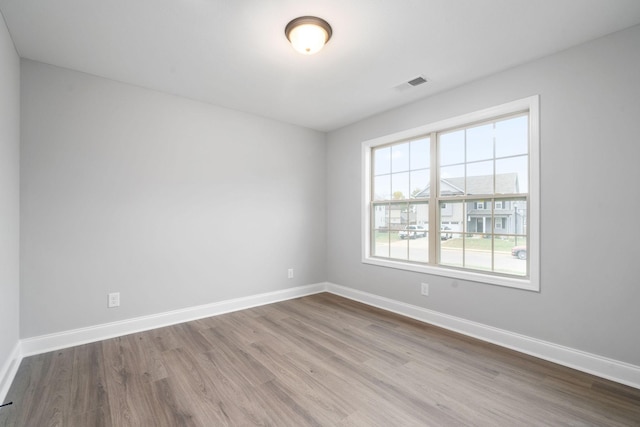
429,131,438,264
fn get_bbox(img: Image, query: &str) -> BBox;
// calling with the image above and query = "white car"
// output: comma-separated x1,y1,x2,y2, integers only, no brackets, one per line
398,225,426,239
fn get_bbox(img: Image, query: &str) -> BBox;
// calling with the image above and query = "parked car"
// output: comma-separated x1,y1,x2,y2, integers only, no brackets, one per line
441,226,452,240
511,245,527,260
399,225,426,239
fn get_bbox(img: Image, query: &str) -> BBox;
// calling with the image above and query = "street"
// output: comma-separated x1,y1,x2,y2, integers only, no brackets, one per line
376,237,526,276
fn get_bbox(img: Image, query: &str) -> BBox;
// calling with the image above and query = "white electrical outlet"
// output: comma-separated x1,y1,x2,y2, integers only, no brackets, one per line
108,292,120,308
288,268,294,279
421,283,429,296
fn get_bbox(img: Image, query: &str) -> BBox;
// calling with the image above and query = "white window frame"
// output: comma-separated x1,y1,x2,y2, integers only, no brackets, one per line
362,96,540,291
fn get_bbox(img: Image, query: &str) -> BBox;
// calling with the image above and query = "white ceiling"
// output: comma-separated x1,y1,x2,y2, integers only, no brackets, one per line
2,0,640,132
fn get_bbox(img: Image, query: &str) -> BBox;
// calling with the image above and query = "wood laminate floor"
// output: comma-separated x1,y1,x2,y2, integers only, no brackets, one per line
1,293,639,426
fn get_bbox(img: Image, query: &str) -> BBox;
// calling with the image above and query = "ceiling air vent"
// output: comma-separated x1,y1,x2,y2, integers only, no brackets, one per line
394,75,429,92
407,76,427,86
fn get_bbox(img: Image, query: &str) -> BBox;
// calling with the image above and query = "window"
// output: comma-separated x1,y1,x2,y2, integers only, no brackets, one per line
362,96,539,291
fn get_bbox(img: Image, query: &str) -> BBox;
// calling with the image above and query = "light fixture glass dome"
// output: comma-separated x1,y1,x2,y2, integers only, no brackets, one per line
285,16,332,55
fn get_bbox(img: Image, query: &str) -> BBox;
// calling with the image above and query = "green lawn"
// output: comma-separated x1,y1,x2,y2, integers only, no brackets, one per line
374,230,402,243
375,231,525,252
442,236,526,252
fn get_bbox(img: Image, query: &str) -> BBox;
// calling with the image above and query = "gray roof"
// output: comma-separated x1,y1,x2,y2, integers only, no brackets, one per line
415,173,519,198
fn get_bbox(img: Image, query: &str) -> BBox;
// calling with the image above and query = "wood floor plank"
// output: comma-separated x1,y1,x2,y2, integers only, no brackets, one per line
282,350,435,426
23,347,75,427
199,326,275,387
0,355,42,426
160,347,240,426
68,405,112,427
2,293,639,426
247,341,355,423
69,342,111,421
285,298,410,367
193,350,276,425
101,336,164,426
124,332,168,383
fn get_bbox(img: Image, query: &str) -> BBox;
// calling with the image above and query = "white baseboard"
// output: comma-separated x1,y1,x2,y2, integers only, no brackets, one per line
2,284,325,402
20,283,326,357
5,281,639,400
0,342,21,404
325,282,640,390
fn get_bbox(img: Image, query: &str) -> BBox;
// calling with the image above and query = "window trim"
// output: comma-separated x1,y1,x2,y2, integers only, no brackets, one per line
362,96,540,291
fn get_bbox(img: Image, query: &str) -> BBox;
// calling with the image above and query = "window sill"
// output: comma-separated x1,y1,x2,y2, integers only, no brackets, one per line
362,256,539,292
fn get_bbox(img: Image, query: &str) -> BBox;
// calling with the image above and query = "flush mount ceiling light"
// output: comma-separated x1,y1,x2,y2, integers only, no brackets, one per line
285,16,332,55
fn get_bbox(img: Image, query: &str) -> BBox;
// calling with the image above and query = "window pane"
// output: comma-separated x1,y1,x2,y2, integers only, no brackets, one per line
414,203,429,227
496,155,528,193
494,216,507,234
389,203,408,229
496,115,528,158
466,201,489,233
373,175,391,200
464,233,493,272
374,146,391,175
408,236,428,262
373,230,389,258
466,123,493,162
388,202,407,260
439,200,464,267
492,197,527,235
512,199,527,235
439,232,463,267
440,130,464,166
410,137,430,170
494,236,527,276
391,143,410,173
408,202,429,262
373,204,389,230
373,204,390,258
439,165,465,196
466,161,493,195
440,200,462,227
410,169,430,198
391,172,410,200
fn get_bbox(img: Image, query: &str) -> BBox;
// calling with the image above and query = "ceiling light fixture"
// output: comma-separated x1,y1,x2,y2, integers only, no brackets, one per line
285,16,332,55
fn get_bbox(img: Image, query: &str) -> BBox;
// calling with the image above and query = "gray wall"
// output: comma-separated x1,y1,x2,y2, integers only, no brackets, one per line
20,60,326,338
12,18,640,372
326,25,640,366
0,14,20,375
